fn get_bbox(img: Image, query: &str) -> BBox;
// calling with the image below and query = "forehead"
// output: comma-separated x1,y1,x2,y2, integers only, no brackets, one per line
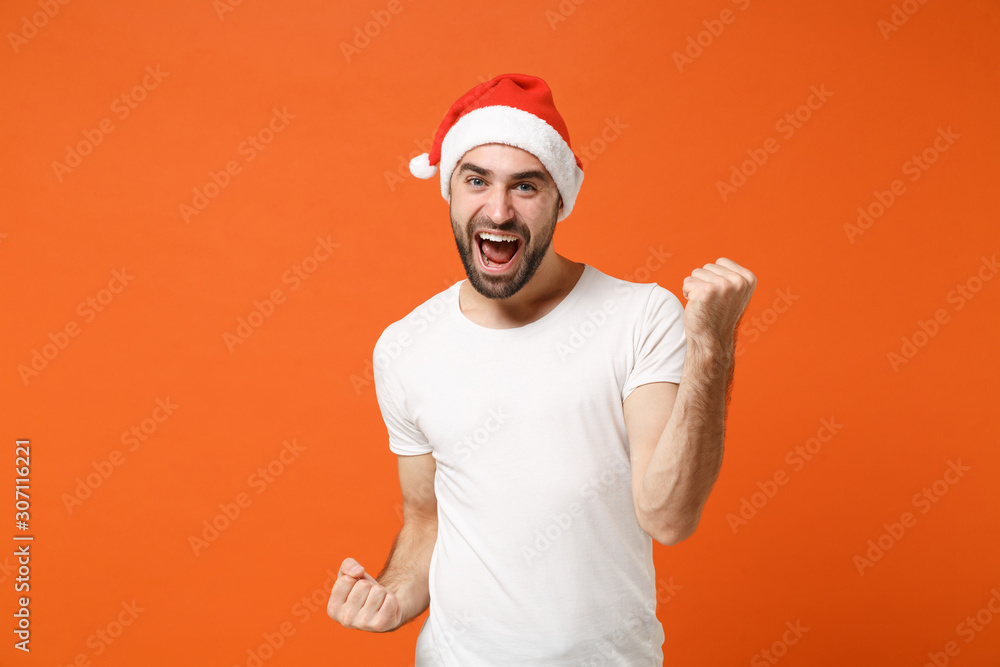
455,143,550,177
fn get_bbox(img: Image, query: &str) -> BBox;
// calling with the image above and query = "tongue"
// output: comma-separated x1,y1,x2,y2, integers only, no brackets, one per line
482,239,517,265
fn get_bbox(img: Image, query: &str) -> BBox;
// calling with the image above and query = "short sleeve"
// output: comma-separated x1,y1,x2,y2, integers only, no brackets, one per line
622,285,687,402
373,338,432,456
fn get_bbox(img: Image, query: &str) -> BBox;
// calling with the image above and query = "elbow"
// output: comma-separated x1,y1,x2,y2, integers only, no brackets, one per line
639,509,699,546
648,522,697,546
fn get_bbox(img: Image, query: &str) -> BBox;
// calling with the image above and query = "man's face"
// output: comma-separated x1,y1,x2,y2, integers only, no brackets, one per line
449,143,563,300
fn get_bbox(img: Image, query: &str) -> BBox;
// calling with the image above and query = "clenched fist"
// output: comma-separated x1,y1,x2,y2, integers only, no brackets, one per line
681,257,757,351
327,557,403,633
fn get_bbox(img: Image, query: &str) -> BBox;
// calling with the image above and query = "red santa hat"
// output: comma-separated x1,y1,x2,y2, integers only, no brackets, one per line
409,73,585,222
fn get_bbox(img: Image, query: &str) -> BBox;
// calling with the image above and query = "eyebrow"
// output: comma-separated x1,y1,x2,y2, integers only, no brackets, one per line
457,162,550,182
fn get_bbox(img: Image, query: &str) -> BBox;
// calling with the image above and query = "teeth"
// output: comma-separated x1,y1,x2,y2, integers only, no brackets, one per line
478,231,518,243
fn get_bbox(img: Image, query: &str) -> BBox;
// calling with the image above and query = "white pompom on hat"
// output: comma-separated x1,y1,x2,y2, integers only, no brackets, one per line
408,73,585,222
408,152,438,179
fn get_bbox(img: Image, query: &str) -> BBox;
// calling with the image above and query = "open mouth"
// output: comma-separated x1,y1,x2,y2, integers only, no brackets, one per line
475,230,521,272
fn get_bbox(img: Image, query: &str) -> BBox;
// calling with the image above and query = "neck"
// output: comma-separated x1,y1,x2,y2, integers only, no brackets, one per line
460,251,585,329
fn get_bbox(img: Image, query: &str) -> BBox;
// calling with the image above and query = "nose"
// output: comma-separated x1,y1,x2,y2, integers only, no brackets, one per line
483,183,514,223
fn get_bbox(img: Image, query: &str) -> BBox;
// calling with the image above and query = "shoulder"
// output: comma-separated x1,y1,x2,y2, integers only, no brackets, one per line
373,280,462,362
582,263,682,314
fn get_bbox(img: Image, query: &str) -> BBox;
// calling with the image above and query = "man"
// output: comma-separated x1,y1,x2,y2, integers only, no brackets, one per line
328,73,756,665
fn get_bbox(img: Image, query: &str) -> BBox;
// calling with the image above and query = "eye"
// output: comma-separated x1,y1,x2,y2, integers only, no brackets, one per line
468,177,486,187
515,182,537,192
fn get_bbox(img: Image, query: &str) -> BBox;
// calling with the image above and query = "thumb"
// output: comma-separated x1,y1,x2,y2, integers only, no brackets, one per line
341,557,366,577
343,559,379,584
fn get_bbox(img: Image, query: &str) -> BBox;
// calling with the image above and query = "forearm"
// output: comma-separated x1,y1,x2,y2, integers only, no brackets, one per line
638,337,734,542
376,518,438,627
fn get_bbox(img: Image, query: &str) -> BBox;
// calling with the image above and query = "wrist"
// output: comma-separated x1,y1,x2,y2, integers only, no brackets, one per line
687,333,732,360
381,575,425,628
685,335,735,383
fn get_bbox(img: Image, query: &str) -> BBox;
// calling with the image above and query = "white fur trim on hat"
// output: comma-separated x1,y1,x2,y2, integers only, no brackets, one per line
409,153,438,179
437,106,585,222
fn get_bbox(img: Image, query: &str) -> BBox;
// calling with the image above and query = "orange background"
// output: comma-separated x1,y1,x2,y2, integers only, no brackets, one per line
2,0,999,665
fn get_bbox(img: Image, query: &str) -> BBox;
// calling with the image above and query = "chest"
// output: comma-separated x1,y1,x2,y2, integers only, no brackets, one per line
403,329,632,487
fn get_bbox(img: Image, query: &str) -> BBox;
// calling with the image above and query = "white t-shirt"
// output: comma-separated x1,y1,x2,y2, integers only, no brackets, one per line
372,263,687,666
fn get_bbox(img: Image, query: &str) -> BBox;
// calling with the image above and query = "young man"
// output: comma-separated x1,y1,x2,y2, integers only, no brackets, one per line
329,73,756,665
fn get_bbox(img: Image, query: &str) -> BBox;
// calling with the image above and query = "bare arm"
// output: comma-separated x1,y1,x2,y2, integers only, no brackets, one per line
625,344,732,545
375,453,438,627
328,452,438,632
624,257,755,545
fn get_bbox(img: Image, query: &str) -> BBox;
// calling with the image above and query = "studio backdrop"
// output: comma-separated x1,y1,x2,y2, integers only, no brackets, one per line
2,0,998,665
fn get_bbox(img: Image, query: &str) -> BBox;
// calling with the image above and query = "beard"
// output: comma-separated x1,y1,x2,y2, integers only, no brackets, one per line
450,199,559,300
